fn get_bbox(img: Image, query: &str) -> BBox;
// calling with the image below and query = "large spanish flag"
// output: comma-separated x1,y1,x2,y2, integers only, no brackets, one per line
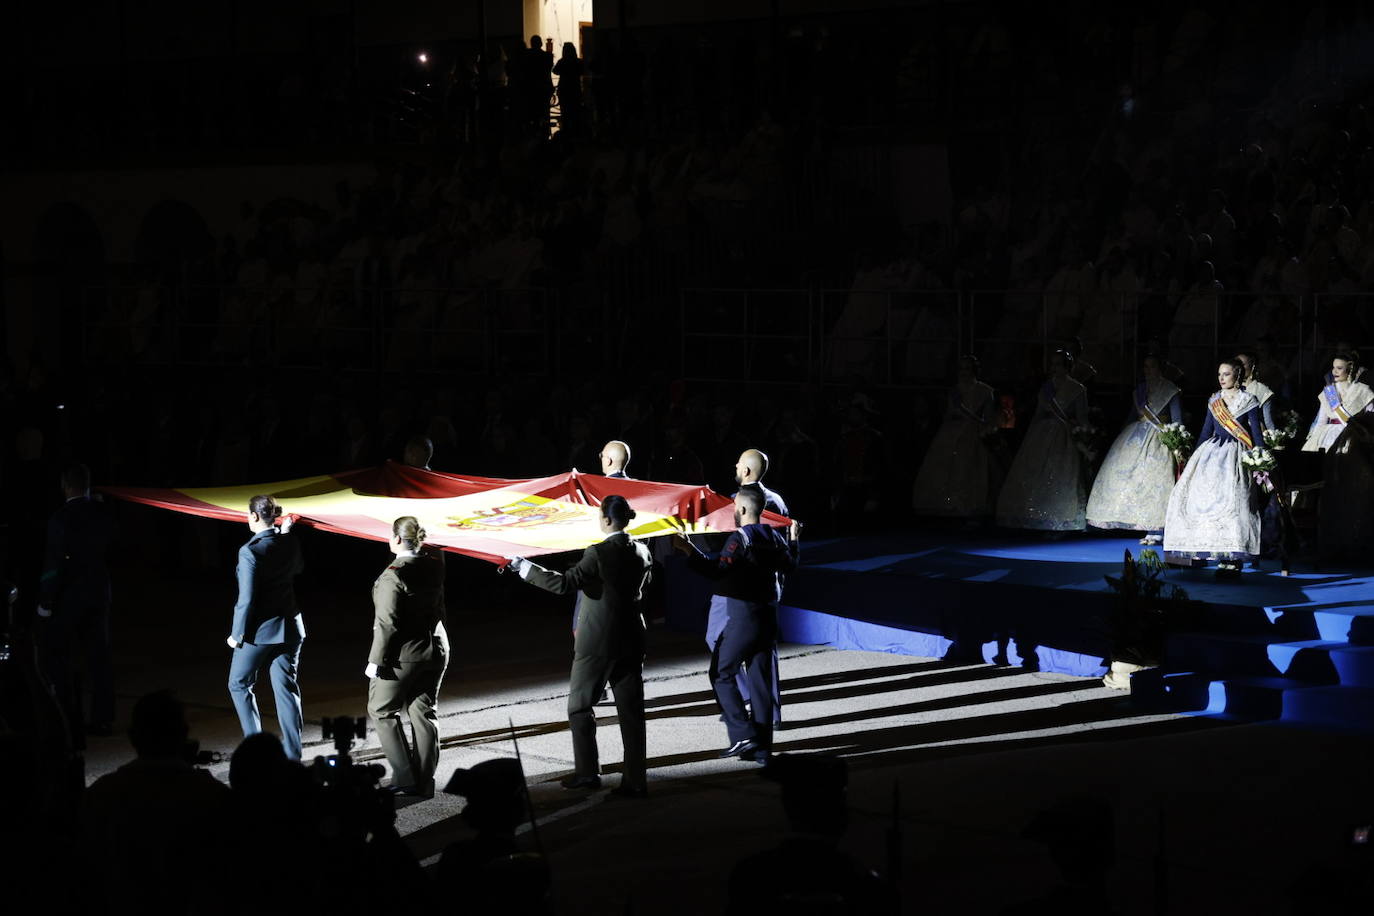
102,462,787,563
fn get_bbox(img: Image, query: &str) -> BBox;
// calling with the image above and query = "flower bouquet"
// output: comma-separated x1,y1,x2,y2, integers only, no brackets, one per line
1261,410,1301,450
1240,445,1279,493
1158,422,1193,474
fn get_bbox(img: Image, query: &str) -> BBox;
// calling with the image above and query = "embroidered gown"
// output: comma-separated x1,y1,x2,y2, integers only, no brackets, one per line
1086,378,1182,531
912,381,998,517
996,375,1089,530
1302,380,1374,452
1163,389,1263,560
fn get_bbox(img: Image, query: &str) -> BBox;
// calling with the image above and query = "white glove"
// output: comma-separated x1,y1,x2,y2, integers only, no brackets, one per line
365,662,378,679
36,606,52,618
506,557,532,579
278,515,294,534
226,636,241,649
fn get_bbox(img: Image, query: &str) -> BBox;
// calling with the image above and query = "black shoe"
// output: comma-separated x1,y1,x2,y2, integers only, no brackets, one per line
611,784,648,799
719,738,760,759
560,774,602,790
386,782,434,798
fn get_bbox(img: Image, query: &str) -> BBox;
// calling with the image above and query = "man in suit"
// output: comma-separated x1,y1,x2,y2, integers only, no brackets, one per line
226,494,306,759
575,440,634,635
600,439,632,478
592,438,633,705
366,516,449,797
507,494,652,796
37,463,116,740
676,486,799,762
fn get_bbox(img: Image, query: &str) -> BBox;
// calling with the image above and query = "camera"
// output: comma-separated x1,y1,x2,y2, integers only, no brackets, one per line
313,715,385,790
321,715,367,755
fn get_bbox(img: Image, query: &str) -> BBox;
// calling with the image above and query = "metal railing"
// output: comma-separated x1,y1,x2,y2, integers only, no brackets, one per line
677,286,1369,396
818,287,960,386
679,288,814,385
81,282,1372,394
81,284,607,378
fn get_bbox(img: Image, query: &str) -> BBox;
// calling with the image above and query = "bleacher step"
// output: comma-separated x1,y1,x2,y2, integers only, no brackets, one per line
1166,633,1348,683
1130,669,1329,721
1329,646,1374,688
1203,676,1323,719
1280,686,1374,732
1127,669,1209,712
1195,604,1374,644
1312,609,1374,645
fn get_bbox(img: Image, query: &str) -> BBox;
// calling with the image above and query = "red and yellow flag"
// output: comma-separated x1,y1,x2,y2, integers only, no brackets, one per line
102,462,787,563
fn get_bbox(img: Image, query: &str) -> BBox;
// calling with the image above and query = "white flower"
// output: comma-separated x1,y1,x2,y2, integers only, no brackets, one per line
1241,445,1278,472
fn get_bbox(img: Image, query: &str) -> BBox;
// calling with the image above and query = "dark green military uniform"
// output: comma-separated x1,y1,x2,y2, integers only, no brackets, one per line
367,548,448,792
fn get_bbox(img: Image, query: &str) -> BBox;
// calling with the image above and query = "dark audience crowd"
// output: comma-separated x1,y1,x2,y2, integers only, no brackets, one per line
5,4,1374,912
1,631,895,913
13,4,1374,541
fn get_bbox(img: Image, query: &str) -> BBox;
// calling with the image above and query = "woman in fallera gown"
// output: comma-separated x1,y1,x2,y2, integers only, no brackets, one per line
1302,352,1374,453
1086,355,1182,543
996,350,1089,531
1320,409,1374,562
911,356,999,521
1306,353,1374,561
1163,358,1263,570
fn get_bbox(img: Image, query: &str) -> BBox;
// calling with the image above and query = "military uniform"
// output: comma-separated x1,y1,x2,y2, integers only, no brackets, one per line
522,532,653,790
689,522,798,754
707,485,790,725
368,548,449,792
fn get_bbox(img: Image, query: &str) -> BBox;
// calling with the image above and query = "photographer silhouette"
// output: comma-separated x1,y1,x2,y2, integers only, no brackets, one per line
80,691,231,913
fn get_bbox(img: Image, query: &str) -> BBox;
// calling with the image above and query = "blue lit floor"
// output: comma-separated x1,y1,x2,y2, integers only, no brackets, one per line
796,532,1374,612
776,533,1374,678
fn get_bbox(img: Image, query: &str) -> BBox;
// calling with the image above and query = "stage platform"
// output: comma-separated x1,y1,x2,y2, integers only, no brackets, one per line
664,532,1374,693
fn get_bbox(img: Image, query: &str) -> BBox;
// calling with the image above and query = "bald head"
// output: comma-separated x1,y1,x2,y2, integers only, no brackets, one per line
734,448,769,487
600,440,630,475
